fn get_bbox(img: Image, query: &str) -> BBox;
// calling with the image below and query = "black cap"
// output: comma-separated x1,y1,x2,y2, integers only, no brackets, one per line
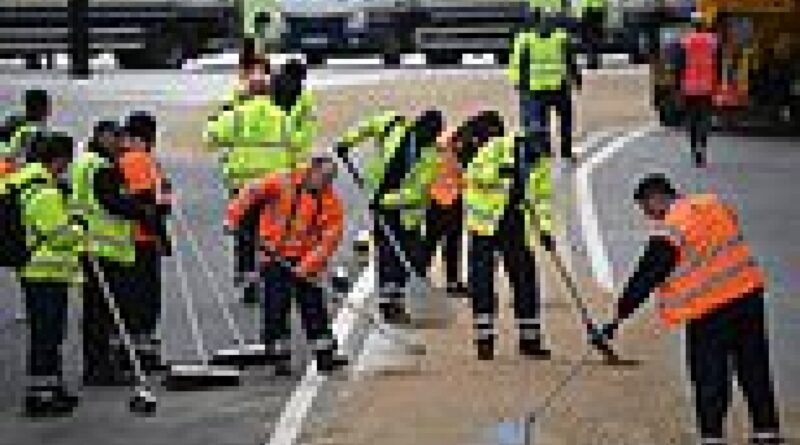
412,109,444,149
124,111,156,146
633,173,676,202
24,89,49,121
94,120,121,137
27,131,72,164
455,110,504,164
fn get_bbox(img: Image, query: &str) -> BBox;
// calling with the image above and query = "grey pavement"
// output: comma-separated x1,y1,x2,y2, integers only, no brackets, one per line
0,70,376,445
587,126,800,432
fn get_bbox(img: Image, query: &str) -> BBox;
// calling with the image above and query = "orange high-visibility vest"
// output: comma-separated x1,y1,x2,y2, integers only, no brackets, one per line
118,149,168,244
429,151,462,207
656,194,765,327
680,31,718,96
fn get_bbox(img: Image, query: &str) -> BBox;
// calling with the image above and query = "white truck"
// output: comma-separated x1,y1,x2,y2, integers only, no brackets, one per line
0,0,244,69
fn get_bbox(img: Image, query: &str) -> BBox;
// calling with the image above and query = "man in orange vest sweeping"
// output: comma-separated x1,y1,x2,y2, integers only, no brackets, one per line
225,156,348,375
675,14,721,168
592,174,783,445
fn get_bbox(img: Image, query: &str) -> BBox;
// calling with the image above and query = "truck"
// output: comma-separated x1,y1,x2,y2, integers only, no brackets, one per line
651,0,800,128
0,0,250,69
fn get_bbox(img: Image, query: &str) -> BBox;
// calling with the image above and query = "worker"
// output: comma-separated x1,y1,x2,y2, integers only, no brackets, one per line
335,109,443,327
72,120,151,385
215,37,263,114
674,13,720,168
380,111,503,298
509,7,582,178
463,112,555,361
114,111,173,375
592,174,783,445
0,89,51,175
225,156,348,375
578,0,607,69
205,57,317,305
13,132,84,416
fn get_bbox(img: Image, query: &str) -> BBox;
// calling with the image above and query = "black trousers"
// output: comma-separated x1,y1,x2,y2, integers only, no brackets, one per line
683,94,712,161
468,204,542,341
686,290,780,440
22,280,69,379
375,208,425,302
421,198,463,286
583,8,605,69
131,247,162,338
260,261,334,355
234,208,259,283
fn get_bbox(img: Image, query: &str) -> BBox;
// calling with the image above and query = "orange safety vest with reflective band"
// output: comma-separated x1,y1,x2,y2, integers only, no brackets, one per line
680,32,718,96
656,194,765,327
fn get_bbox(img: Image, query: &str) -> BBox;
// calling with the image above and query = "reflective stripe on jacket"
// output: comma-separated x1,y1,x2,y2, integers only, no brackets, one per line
680,31,718,96
509,30,569,92
70,151,136,264
226,169,344,277
464,133,552,237
17,162,85,284
204,93,316,192
656,194,765,327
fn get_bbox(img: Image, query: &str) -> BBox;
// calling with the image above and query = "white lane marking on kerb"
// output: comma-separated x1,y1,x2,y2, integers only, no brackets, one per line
266,261,376,445
576,123,657,292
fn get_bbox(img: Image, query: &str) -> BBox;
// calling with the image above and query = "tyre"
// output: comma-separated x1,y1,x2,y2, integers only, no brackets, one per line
306,52,325,66
426,51,461,66
382,34,402,66
494,51,510,66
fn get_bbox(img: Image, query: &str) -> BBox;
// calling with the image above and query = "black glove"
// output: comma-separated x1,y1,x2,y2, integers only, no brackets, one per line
539,233,555,252
335,143,349,159
590,320,619,344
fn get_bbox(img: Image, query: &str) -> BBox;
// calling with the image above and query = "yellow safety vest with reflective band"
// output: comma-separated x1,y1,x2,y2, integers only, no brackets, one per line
509,30,568,92
336,111,412,195
204,92,316,192
69,152,136,264
0,123,39,157
656,194,765,327
16,162,85,284
465,133,553,237
379,144,440,231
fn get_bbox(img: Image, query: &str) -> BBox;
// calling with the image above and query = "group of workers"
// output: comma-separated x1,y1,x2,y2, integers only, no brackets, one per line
0,3,786,443
1,89,172,416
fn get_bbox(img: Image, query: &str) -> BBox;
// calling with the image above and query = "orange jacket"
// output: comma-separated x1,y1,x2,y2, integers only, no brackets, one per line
0,158,16,176
656,194,765,327
226,169,343,277
118,148,172,244
429,150,463,207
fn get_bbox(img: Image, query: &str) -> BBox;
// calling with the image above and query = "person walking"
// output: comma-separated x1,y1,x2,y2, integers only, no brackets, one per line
674,14,720,167
593,174,783,445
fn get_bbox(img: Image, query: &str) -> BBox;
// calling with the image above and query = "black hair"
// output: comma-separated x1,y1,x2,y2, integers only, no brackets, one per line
271,59,307,113
124,111,156,146
27,131,72,165
633,173,676,203
453,110,504,166
411,109,444,150
24,89,49,122
89,120,120,158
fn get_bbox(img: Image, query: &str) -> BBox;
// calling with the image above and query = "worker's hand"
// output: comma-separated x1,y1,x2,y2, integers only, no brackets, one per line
335,142,349,159
539,233,556,252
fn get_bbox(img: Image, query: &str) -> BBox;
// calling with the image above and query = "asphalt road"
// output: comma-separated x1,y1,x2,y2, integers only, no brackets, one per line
587,126,800,432
0,69,378,445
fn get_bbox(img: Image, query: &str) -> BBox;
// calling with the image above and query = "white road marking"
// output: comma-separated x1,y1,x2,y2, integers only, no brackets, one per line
575,123,657,291
266,262,376,445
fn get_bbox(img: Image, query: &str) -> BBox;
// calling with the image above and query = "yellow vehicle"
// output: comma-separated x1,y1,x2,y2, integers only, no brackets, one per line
652,0,800,128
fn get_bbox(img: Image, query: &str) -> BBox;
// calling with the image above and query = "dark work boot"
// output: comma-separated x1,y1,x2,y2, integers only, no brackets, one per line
519,338,552,360
241,282,259,305
379,300,412,327
316,349,348,375
24,385,79,417
749,431,785,444
476,337,495,361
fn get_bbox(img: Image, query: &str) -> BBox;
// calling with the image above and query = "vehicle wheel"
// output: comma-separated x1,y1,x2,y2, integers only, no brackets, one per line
306,53,325,66
382,35,402,66
494,51,510,66
116,50,150,70
25,53,42,70
426,51,461,66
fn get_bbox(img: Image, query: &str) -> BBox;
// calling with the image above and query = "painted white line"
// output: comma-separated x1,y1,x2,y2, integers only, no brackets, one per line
266,261,376,445
575,123,657,291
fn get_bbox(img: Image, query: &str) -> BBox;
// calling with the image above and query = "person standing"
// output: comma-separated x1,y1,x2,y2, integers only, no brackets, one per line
225,156,348,375
509,8,582,175
463,113,554,361
0,89,51,175
13,132,84,416
335,109,444,327
578,0,607,70
593,174,783,445
674,14,720,167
